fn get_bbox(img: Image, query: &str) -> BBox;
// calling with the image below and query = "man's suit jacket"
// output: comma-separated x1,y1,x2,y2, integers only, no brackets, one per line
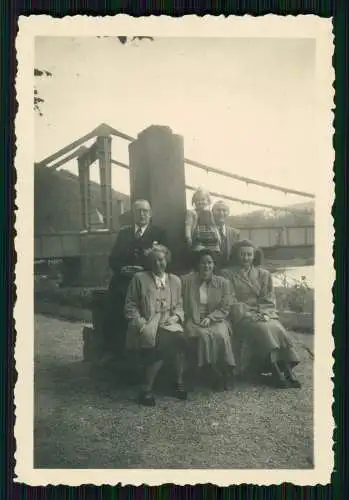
109,223,167,293
220,226,240,265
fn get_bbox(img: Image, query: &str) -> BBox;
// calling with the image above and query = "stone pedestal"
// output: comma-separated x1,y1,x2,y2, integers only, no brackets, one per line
128,126,187,269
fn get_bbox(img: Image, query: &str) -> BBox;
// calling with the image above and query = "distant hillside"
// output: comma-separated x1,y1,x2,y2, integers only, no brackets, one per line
34,165,130,234
228,200,314,228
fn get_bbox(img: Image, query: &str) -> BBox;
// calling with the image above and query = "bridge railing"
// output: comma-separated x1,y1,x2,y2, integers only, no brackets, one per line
34,225,315,262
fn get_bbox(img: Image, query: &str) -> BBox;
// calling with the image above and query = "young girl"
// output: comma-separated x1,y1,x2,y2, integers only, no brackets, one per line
185,188,220,253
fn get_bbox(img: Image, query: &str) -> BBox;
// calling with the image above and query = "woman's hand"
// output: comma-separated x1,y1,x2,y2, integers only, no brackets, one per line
165,315,180,325
200,317,211,328
244,311,260,322
258,313,270,322
244,312,254,319
139,318,147,333
244,311,269,322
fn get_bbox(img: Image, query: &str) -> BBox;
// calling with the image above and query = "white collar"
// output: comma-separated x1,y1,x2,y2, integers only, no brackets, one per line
135,224,148,235
153,273,167,288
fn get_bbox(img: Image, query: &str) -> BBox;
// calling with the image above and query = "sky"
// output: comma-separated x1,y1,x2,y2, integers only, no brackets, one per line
35,36,316,214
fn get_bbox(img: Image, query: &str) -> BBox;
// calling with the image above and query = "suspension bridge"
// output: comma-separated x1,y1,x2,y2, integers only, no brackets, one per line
35,123,315,285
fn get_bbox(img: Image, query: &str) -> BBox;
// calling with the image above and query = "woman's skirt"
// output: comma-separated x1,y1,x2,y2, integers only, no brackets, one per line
236,318,300,374
185,320,236,368
141,326,187,364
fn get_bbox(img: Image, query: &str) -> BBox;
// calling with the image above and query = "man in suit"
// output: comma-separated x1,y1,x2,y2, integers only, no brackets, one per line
212,200,240,268
106,199,167,357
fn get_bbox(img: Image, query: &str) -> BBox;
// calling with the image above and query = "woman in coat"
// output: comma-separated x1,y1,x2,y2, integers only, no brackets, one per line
124,245,187,406
181,249,236,390
221,240,301,389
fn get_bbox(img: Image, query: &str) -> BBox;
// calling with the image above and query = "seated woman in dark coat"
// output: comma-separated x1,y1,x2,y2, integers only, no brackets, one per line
181,249,236,390
221,240,301,389
124,245,187,406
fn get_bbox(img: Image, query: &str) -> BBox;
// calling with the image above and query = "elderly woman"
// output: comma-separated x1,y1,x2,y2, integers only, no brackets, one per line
124,245,187,406
181,249,236,390
221,240,301,389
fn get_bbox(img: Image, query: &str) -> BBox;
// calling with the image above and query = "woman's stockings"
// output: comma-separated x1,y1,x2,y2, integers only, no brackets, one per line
143,359,164,393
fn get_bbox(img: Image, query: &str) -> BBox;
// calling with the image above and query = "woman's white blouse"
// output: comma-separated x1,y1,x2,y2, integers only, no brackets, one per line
199,282,209,305
153,273,167,289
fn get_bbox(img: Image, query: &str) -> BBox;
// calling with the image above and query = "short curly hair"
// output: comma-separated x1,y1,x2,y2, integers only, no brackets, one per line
212,200,230,214
192,248,220,271
191,188,211,207
145,244,172,269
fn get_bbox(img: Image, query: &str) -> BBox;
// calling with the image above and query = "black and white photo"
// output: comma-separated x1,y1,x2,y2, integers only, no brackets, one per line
15,15,334,486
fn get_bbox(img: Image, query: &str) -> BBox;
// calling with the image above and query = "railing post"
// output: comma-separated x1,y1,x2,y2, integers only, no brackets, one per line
77,155,90,231
97,135,112,230
285,227,290,246
129,125,187,269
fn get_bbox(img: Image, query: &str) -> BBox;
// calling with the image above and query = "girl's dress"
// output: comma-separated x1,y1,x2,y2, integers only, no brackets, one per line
185,209,220,253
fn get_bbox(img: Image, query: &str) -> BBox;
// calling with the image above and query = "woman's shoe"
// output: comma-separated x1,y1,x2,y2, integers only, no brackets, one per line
227,373,236,390
274,378,291,389
286,377,302,388
270,373,290,389
175,382,188,400
223,368,236,390
139,390,156,406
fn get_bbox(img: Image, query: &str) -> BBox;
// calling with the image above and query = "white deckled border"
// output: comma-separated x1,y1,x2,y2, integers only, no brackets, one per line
14,14,334,486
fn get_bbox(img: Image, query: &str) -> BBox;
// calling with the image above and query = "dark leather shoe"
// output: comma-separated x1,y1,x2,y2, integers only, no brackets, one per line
270,374,291,389
139,391,156,406
287,378,302,388
175,383,188,400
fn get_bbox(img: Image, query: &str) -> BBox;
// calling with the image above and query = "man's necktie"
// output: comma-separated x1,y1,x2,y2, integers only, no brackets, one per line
135,227,143,239
219,227,226,255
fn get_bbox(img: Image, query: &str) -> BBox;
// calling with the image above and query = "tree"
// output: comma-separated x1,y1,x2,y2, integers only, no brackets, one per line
34,36,154,116
34,68,52,116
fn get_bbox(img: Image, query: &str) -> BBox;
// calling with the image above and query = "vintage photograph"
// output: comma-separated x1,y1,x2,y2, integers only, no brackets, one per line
15,15,333,485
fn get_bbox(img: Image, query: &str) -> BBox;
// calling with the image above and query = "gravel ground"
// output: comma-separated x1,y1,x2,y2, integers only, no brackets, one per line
34,314,313,469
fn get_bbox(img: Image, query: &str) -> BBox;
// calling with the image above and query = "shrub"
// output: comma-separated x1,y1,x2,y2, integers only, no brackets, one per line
274,272,313,313
34,285,99,309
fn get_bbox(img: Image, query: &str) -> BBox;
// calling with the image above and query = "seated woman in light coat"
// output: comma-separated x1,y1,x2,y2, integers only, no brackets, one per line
221,239,301,389
181,249,236,390
124,245,187,406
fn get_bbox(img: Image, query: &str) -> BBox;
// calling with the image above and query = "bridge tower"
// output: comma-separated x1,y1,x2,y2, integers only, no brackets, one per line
128,125,187,269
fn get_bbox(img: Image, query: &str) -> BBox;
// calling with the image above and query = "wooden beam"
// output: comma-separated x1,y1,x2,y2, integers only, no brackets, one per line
97,136,113,230
37,124,111,167
98,123,135,142
111,159,130,169
47,146,88,170
78,157,90,231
